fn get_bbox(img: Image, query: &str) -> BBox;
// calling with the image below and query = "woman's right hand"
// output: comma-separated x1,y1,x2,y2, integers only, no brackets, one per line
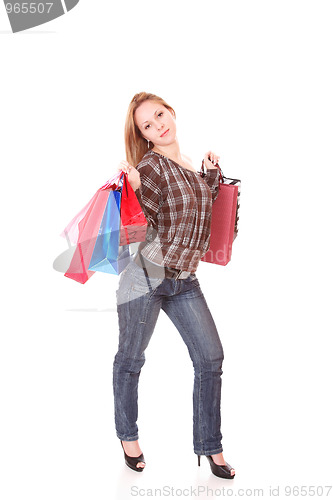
118,160,141,191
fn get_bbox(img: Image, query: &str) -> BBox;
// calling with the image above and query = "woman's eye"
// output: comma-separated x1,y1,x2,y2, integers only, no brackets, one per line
158,112,163,117
145,124,151,129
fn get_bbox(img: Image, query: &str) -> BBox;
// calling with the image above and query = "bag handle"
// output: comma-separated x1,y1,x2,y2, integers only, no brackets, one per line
101,171,124,190
122,172,129,196
201,159,224,184
103,172,129,193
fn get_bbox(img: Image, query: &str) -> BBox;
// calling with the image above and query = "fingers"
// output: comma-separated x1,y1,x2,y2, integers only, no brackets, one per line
118,160,133,174
204,151,220,169
205,151,220,165
117,161,141,191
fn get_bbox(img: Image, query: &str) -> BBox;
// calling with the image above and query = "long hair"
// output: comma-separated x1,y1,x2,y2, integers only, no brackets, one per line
124,92,176,166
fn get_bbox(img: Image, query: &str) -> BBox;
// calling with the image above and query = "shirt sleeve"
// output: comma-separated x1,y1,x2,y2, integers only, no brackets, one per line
202,167,220,203
134,156,163,229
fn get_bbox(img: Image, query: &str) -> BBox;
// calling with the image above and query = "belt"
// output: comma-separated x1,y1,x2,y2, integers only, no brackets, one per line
134,253,191,280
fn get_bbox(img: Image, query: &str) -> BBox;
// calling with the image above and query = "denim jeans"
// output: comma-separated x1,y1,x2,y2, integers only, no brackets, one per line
113,258,224,456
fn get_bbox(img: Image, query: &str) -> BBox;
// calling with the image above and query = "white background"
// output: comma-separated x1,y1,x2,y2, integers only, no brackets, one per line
1,1,332,499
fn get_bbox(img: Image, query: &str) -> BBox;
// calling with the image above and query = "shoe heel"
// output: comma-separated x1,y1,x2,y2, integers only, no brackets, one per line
198,455,201,466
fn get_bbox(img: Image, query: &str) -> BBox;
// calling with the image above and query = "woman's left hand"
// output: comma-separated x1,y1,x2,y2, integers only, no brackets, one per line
117,160,141,191
204,151,220,169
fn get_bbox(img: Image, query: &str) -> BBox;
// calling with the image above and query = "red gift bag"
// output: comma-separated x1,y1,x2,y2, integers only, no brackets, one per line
119,174,148,246
201,163,241,266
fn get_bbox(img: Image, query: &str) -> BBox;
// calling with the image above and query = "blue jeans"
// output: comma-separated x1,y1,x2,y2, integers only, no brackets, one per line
113,258,224,456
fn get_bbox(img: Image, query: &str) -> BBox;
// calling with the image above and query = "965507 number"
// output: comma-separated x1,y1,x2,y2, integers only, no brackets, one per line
284,485,332,496
5,3,53,14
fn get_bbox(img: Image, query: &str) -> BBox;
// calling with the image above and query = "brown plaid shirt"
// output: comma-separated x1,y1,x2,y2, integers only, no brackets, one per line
134,150,220,272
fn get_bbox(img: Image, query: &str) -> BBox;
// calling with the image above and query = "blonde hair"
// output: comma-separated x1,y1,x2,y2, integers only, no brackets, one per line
124,92,176,166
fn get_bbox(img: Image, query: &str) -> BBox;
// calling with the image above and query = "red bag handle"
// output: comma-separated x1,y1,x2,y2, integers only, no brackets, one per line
122,172,129,196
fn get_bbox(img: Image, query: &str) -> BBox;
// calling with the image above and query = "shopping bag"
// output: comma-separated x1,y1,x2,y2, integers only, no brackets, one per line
62,172,147,283
62,172,123,284
61,171,123,246
220,175,241,242
63,188,111,283
88,189,131,274
200,162,241,266
119,174,148,245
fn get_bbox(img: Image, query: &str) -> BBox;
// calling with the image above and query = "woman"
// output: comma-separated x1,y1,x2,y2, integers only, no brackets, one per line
113,92,235,479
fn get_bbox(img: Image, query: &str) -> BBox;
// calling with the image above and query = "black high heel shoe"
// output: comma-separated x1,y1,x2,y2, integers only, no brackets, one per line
120,440,146,472
197,454,235,479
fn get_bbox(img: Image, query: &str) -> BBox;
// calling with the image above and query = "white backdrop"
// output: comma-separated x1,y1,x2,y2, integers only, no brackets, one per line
1,1,332,499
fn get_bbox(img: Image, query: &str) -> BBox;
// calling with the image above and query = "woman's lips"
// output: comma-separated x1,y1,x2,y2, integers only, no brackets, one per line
160,129,169,137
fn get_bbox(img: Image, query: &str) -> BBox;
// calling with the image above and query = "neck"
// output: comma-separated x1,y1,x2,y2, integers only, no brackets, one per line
152,138,182,163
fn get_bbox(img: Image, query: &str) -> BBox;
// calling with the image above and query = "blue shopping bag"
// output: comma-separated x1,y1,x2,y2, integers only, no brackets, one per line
88,189,130,274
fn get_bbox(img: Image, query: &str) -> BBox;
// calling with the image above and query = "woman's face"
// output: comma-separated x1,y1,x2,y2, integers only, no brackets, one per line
134,100,177,147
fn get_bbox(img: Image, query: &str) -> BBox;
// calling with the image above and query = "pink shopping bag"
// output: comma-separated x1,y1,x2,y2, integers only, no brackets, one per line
201,162,241,266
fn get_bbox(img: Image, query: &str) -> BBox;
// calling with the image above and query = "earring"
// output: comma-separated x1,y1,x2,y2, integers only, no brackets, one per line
147,139,150,148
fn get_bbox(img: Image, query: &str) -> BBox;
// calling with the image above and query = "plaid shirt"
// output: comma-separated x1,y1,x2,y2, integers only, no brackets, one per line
134,150,220,272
